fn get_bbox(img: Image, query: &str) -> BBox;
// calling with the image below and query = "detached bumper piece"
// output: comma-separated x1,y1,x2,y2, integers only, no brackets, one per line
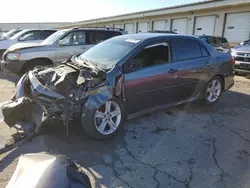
0,97,47,134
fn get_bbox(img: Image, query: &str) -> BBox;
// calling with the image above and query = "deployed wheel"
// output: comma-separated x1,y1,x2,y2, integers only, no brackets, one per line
81,98,123,139
202,76,223,105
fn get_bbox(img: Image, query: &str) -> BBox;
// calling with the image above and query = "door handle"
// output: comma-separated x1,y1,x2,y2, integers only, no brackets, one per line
168,68,178,74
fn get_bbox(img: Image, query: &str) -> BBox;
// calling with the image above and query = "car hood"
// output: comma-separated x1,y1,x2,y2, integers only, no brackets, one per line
233,45,250,53
0,39,16,50
7,42,46,52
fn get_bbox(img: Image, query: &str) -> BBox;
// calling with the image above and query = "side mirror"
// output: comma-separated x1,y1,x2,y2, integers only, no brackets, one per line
58,40,64,47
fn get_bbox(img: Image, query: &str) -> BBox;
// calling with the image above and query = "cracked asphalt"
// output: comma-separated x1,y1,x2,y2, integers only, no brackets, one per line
1,72,250,188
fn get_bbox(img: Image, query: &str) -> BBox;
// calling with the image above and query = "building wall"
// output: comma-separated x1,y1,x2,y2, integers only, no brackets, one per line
0,22,69,32
59,3,250,45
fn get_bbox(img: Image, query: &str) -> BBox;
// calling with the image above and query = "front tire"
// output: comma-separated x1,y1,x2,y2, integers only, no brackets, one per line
81,98,124,139
201,76,223,105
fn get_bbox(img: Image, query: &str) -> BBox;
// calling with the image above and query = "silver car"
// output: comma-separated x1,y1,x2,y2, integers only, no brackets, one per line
0,29,56,57
1,27,127,75
231,44,250,74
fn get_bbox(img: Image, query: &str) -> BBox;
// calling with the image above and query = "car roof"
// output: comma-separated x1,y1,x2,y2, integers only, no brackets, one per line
68,27,125,33
114,33,198,41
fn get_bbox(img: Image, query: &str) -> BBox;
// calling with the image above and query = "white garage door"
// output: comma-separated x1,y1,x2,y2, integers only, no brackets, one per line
153,20,170,31
137,22,148,33
172,18,188,35
194,15,216,35
114,24,123,29
125,23,134,34
224,12,250,43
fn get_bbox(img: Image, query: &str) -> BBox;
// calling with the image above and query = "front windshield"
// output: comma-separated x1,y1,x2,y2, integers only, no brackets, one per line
79,38,139,68
8,30,22,38
2,29,15,37
41,30,68,45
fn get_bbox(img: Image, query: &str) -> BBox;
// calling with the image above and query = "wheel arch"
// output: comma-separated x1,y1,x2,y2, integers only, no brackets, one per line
21,57,53,73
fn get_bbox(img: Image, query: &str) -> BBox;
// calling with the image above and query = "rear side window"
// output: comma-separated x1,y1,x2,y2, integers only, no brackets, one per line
174,38,202,61
40,30,56,40
19,31,41,41
220,37,228,43
88,31,121,44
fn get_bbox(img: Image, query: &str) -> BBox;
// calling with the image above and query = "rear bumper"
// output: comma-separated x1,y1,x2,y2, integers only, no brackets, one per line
0,59,25,75
234,61,250,74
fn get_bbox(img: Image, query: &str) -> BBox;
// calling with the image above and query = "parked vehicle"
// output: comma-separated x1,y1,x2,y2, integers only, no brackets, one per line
0,29,22,41
6,152,91,188
233,39,250,49
0,28,57,57
1,27,127,75
231,44,250,74
217,36,230,48
1,34,234,139
197,35,229,53
239,39,250,46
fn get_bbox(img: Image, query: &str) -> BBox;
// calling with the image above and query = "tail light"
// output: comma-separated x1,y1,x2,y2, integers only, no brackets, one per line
232,57,235,65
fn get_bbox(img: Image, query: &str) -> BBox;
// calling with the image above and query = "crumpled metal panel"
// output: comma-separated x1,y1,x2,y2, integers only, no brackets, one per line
85,85,113,109
6,152,91,188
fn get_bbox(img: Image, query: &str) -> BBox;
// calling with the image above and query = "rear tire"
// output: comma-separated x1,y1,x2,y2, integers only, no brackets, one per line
81,98,124,140
21,59,52,75
201,76,223,105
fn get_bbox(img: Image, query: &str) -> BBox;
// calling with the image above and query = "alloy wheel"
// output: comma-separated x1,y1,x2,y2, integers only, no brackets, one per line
94,101,122,135
206,79,222,103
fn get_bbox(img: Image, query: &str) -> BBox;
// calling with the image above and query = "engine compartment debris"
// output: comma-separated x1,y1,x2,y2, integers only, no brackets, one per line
0,59,114,136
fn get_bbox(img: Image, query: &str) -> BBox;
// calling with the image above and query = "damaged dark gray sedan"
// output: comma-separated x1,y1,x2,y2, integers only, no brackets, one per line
1,34,234,139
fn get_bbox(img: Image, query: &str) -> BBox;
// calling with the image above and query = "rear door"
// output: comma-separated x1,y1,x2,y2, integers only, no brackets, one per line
173,38,211,99
18,30,42,43
54,30,89,63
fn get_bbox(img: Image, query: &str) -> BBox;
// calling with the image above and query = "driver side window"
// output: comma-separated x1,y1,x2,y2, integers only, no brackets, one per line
58,31,86,46
125,42,170,73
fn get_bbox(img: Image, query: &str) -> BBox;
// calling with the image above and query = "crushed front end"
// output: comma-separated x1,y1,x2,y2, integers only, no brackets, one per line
1,60,113,134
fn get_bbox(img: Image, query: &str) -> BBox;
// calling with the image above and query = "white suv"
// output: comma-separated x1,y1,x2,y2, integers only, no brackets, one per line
0,29,57,57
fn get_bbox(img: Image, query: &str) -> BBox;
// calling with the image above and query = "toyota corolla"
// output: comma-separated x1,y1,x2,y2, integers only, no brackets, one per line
0,34,234,139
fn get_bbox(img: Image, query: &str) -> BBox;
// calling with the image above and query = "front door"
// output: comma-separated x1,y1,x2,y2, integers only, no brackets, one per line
55,31,93,64
124,41,180,115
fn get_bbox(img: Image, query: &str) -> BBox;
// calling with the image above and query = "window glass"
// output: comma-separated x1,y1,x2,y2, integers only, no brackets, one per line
175,39,202,61
88,31,121,44
129,42,170,70
19,31,40,41
245,40,250,45
214,37,221,45
207,36,214,45
220,37,228,43
59,31,86,46
79,37,138,68
200,45,210,57
40,30,56,40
